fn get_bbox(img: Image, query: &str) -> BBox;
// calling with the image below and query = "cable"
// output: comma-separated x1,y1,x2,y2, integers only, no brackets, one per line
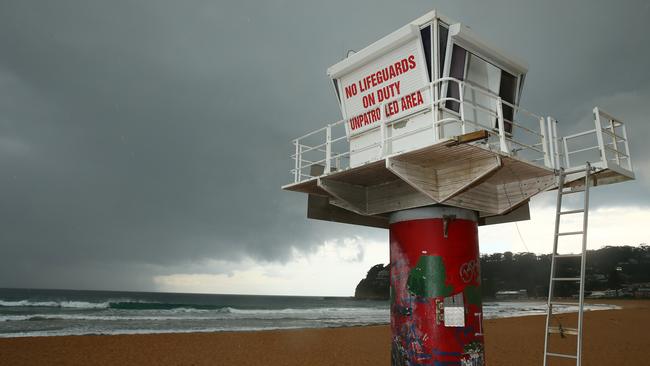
501,164,531,253
514,222,531,253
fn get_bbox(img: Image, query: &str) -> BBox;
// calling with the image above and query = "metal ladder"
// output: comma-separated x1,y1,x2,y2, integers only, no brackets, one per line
543,163,592,366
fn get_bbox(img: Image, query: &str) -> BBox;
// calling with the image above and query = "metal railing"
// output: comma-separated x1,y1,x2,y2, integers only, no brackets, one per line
562,107,632,173
287,78,631,184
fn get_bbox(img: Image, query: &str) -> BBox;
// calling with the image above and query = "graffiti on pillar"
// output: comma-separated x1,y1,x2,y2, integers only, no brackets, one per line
390,218,485,366
407,255,454,298
461,341,485,366
396,322,433,363
464,285,482,306
460,259,480,283
391,337,408,366
390,250,414,318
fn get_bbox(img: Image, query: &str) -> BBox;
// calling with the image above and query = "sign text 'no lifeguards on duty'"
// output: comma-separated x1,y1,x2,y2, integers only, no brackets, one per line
335,34,431,137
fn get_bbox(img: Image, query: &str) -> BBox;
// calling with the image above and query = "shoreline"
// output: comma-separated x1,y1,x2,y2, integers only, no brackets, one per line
0,300,646,365
0,300,625,339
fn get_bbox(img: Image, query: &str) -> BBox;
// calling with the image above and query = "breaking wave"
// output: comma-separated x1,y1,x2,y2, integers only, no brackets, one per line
0,299,231,311
0,300,110,309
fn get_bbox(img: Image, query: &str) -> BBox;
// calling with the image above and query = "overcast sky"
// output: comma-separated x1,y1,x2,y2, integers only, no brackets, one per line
0,0,648,295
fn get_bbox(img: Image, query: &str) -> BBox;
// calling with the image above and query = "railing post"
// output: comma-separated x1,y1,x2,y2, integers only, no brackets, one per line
431,82,440,142
552,118,560,169
496,98,508,153
563,137,571,168
609,118,620,166
546,117,556,169
294,140,300,182
325,125,332,173
380,102,386,157
539,117,551,168
459,82,466,134
621,121,632,171
593,107,606,166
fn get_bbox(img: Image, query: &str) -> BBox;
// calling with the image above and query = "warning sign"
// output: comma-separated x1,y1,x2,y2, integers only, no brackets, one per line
336,37,430,137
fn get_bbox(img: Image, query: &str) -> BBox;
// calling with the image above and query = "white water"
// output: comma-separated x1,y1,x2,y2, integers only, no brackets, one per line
0,300,619,338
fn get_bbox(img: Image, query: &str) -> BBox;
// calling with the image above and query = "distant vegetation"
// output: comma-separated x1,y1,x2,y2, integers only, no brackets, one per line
480,245,650,298
355,245,650,300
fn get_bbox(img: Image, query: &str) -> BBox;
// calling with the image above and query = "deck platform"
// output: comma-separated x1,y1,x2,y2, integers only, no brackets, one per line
284,136,558,226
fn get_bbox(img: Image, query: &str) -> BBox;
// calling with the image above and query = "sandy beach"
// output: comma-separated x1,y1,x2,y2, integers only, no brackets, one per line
0,300,647,365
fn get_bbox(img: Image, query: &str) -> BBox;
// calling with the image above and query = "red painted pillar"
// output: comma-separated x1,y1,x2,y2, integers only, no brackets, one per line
389,206,484,366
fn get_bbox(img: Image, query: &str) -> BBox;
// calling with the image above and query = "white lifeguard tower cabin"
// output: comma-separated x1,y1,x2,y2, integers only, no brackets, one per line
282,10,634,228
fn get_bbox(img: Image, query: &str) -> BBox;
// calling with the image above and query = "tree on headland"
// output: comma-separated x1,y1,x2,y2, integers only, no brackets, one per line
355,245,650,300
480,245,650,298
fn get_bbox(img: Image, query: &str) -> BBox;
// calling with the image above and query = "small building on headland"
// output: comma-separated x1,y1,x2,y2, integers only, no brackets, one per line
634,288,650,298
495,289,528,300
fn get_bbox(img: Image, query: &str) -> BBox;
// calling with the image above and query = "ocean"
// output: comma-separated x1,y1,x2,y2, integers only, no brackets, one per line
0,288,619,338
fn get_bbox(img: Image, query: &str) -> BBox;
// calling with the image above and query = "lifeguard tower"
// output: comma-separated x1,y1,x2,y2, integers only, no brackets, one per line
282,10,634,366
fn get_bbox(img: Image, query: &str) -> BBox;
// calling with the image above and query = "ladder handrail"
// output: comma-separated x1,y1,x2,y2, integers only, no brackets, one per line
543,163,592,366
576,163,591,365
543,169,565,366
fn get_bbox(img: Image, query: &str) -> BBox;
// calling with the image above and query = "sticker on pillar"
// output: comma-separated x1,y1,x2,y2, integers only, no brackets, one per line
443,292,465,327
461,341,485,366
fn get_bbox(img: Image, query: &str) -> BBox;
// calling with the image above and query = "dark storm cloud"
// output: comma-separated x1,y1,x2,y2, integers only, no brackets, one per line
0,0,648,290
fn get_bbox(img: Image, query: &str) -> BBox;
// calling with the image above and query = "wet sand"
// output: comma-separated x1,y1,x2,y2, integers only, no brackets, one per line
0,300,647,365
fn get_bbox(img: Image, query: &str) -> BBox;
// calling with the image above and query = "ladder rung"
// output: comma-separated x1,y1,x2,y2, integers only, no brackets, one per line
552,277,581,281
561,188,585,194
559,209,584,215
550,301,579,306
548,326,579,336
554,253,583,258
546,352,578,359
562,166,592,174
556,231,584,236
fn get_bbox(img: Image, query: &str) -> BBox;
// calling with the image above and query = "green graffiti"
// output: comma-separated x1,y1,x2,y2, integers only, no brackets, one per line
462,341,485,366
464,285,482,306
407,255,453,298
463,340,484,354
